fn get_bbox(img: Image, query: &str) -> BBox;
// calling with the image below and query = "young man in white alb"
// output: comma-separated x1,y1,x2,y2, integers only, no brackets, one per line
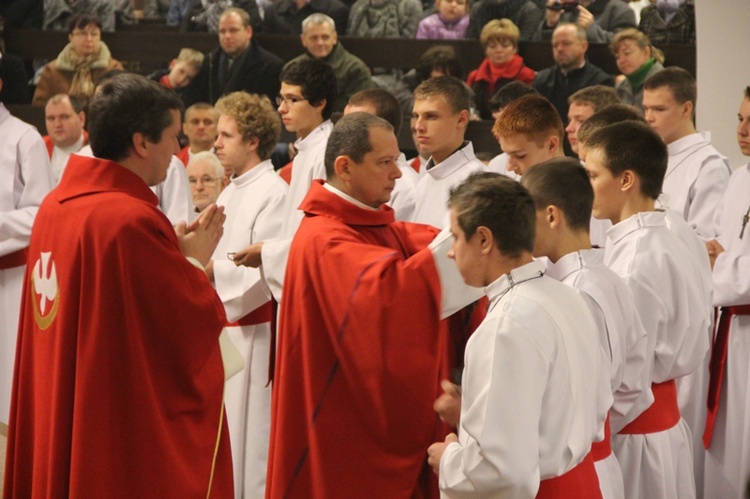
208,91,288,498
428,172,604,498
277,57,337,237
584,121,709,499
523,157,654,499
411,76,488,229
643,67,731,241
702,86,750,499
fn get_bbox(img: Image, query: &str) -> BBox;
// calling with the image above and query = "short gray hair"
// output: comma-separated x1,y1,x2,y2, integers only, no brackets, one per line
188,151,225,179
302,13,335,33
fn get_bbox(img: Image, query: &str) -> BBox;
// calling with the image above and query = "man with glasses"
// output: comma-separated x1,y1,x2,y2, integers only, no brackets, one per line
186,151,227,215
277,57,337,236
208,90,288,498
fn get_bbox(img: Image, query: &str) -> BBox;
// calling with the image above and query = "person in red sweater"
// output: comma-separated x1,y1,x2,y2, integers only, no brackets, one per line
467,18,536,120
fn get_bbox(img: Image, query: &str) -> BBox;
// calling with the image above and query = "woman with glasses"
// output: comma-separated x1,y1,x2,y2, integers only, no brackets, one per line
32,13,124,107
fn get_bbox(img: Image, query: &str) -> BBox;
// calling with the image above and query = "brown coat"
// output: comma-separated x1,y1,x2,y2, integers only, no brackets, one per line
32,57,124,107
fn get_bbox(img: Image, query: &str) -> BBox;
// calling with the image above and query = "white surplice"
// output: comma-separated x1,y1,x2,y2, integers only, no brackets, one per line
658,202,714,498
50,133,84,184
386,153,418,222
281,120,332,237
439,261,604,498
703,163,750,499
605,211,709,499
0,104,54,425
152,155,193,225
548,248,653,499
212,159,288,499
663,132,731,241
412,141,488,229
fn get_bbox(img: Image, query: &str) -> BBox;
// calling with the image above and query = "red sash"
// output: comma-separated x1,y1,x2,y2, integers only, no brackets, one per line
225,301,273,327
619,380,680,434
703,305,750,448
0,248,29,270
591,414,611,461
536,452,602,499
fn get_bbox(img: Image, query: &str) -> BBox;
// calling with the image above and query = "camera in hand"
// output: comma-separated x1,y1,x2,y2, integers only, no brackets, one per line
548,0,581,12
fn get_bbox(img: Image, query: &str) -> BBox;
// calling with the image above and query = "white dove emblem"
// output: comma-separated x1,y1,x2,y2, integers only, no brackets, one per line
33,252,58,316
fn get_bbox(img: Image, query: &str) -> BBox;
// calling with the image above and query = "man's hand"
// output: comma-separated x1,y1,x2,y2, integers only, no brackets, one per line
434,379,461,428
576,4,594,29
427,433,458,475
176,204,225,266
232,242,264,268
545,0,564,28
706,239,725,270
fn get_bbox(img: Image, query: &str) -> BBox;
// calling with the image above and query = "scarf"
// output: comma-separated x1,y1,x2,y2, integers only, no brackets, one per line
473,53,525,84
626,57,655,92
55,41,113,102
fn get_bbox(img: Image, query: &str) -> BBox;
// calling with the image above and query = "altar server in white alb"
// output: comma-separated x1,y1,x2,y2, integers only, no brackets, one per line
411,76,488,229
523,158,654,499
427,173,604,498
0,80,54,426
584,121,709,499
702,86,750,499
278,58,337,237
642,67,731,241
643,67,724,499
577,103,714,497
209,91,288,498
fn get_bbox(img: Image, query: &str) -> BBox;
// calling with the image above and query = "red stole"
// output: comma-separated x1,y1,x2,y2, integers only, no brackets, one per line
703,305,750,448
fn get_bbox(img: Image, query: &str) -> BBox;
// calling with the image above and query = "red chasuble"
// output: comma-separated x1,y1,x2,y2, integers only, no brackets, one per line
4,155,233,498
266,181,449,498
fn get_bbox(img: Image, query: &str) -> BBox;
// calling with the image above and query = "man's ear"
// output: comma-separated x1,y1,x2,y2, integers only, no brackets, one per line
457,109,470,128
547,135,560,155
244,136,259,153
475,226,495,255
313,98,327,116
333,155,352,181
546,204,562,229
131,132,149,158
169,58,177,70
620,170,635,192
682,100,694,120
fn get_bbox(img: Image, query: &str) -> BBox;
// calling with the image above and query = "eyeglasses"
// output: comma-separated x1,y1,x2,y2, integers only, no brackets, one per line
276,95,308,107
188,176,219,186
71,30,101,39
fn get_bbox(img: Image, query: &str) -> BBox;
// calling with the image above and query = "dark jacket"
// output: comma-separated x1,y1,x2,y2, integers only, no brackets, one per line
532,0,636,43
466,0,542,40
263,0,350,34
638,2,695,45
183,40,283,106
287,43,374,111
531,61,614,122
0,52,32,104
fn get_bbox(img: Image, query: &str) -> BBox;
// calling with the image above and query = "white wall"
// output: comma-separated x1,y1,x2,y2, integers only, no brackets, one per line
695,2,750,168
